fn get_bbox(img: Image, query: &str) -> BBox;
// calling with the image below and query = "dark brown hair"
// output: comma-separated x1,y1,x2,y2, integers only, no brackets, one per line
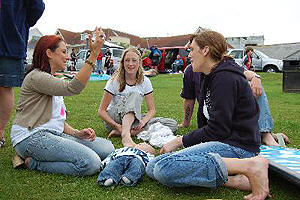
245,46,254,54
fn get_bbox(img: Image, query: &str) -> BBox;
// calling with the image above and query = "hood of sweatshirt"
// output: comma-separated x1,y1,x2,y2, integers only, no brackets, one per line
209,57,245,79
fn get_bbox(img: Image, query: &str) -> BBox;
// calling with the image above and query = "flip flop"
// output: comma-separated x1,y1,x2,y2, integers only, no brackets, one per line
274,133,286,147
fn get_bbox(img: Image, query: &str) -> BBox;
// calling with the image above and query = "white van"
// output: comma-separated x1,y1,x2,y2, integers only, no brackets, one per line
72,41,124,71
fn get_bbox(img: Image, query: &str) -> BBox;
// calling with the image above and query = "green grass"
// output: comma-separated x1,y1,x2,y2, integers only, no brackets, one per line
1,73,300,199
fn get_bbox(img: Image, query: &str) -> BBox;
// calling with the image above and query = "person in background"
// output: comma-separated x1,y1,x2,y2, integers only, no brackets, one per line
104,47,112,67
70,48,77,71
149,45,161,70
11,28,115,176
243,46,254,71
106,59,114,75
146,30,269,200
104,54,111,70
171,55,183,73
0,0,45,148
96,51,104,74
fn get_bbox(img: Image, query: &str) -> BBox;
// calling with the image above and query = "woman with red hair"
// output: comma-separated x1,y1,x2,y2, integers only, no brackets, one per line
11,28,115,176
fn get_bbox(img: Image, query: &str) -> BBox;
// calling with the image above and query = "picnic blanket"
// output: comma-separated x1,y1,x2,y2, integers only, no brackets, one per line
260,145,300,187
60,73,111,81
89,73,111,81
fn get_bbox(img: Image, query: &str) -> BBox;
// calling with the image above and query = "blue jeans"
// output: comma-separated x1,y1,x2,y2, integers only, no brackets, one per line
14,129,115,176
146,142,256,188
96,60,103,74
257,88,274,133
97,155,145,186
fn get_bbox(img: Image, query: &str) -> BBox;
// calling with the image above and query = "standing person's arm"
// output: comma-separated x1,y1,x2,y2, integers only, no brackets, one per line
179,99,196,128
26,0,45,26
179,65,198,127
244,70,262,97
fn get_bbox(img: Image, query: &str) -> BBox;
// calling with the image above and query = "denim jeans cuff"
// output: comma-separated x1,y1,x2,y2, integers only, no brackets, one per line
97,175,120,185
207,153,228,186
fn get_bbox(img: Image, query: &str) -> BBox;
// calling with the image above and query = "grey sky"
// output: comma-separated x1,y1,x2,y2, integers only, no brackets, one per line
34,0,300,45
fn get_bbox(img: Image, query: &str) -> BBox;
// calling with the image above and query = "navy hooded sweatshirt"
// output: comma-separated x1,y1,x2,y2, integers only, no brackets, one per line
0,0,45,59
182,57,261,153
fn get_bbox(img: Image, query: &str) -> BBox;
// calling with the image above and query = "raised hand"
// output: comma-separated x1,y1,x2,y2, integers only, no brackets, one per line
88,27,105,58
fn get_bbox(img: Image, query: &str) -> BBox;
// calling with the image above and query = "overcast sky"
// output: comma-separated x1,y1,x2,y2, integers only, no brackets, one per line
34,0,300,45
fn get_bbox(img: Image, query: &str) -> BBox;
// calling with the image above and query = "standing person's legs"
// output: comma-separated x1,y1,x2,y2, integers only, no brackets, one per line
95,60,100,73
257,88,279,146
99,60,103,74
14,130,102,176
0,57,24,147
0,87,14,147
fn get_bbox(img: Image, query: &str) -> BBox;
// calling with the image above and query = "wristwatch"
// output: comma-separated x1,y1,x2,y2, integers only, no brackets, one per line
254,74,261,79
251,74,261,80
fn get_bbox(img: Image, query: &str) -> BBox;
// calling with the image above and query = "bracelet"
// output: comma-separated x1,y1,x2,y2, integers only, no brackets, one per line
71,129,79,137
85,60,95,69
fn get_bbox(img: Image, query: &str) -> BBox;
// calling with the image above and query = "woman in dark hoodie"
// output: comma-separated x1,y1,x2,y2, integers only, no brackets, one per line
146,30,269,200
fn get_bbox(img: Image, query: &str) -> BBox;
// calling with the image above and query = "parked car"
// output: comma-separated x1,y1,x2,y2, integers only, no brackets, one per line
72,47,124,71
157,46,190,73
227,48,283,72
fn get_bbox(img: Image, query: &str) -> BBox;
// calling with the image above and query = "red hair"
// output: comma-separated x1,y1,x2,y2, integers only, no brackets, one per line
27,35,64,75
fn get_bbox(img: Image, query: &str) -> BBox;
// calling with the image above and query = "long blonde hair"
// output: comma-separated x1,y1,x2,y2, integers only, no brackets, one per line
112,47,144,92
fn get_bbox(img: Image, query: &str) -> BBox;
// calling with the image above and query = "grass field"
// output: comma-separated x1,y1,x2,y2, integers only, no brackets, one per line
1,72,300,200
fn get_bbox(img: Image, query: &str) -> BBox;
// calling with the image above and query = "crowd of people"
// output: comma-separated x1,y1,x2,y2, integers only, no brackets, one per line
1,1,291,199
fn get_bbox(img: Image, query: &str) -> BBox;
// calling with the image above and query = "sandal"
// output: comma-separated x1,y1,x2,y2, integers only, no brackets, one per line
12,154,25,169
0,138,5,148
273,133,287,147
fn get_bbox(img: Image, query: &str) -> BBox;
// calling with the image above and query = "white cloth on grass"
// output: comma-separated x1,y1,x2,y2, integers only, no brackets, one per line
137,122,176,148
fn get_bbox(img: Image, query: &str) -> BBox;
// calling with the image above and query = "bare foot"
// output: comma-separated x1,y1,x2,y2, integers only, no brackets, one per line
262,132,280,146
122,136,136,147
243,156,269,200
108,130,121,138
25,157,31,168
223,174,251,191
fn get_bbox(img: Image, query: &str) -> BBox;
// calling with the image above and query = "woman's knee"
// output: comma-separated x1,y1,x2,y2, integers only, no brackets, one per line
76,153,101,176
151,157,178,186
99,139,115,159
